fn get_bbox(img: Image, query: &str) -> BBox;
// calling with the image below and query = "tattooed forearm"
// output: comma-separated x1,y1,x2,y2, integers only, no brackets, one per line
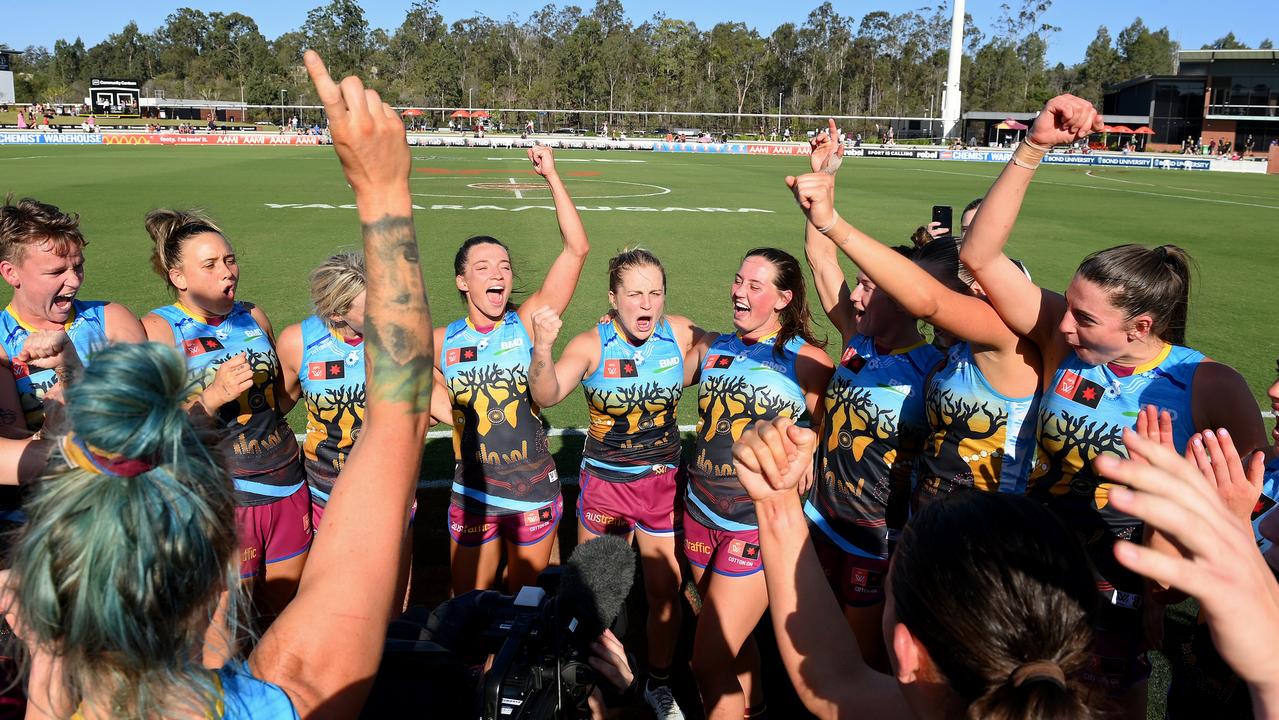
527,348,558,406
362,214,434,412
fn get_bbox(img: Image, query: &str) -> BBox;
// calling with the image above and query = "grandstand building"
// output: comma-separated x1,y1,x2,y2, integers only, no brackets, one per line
1103,49,1278,152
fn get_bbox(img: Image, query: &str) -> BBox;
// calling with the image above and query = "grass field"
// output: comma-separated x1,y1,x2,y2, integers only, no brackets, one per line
2,143,1273,716
2,144,1275,423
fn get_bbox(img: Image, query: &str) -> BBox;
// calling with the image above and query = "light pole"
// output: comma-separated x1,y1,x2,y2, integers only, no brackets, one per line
468,87,475,128
280,89,285,130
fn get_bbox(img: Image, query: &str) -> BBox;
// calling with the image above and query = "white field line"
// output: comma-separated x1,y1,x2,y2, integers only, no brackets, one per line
910,167,1279,210
1084,170,1279,200
507,177,523,199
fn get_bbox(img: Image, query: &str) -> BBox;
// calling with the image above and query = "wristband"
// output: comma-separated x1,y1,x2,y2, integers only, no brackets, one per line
815,212,840,235
1011,141,1047,170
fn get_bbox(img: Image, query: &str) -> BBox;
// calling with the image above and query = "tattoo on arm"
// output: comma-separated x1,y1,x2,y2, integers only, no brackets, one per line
361,215,434,413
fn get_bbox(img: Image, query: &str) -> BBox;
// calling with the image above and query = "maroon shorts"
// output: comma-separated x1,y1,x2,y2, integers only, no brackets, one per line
682,514,762,577
810,532,889,607
578,465,680,537
236,482,313,579
448,496,562,547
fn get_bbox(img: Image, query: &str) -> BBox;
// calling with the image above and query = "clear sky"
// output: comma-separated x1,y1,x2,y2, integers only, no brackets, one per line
4,0,1277,66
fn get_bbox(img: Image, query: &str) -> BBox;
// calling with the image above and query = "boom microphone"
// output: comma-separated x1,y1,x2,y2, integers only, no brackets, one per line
557,535,636,650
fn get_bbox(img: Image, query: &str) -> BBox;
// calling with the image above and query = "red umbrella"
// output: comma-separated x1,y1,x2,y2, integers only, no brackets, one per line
1110,125,1134,133
471,110,490,119
1132,127,1155,135
1002,118,1028,130
449,110,471,119
401,108,423,116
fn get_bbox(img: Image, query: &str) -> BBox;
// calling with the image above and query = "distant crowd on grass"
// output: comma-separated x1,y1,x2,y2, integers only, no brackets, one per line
0,56,1277,720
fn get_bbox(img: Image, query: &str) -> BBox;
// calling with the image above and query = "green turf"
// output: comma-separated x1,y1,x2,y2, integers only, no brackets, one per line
1,144,1275,430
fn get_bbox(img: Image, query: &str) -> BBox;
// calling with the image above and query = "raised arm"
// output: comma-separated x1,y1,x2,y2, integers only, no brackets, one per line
805,223,857,345
519,146,590,325
528,306,595,408
958,95,1102,352
787,172,1019,351
251,51,434,717
803,120,858,344
734,419,907,719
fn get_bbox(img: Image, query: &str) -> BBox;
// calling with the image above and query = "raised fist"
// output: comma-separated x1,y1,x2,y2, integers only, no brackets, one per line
732,418,817,503
530,305,563,349
16,330,78,371
1028,94,1104,148
528,145,558,178
785,172,837,231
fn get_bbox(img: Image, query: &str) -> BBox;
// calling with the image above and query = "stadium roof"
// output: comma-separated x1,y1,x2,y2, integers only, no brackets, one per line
1103,74,1201,94
1178,49,1279,62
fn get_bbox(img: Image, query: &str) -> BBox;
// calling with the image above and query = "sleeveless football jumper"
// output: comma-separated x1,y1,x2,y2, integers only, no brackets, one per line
686,332,808,531
297,315,365,507
579,318,684,481
442,311,558,515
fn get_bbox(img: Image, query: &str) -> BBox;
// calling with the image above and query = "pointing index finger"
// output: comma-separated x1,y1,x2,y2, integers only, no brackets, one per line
303,50,344,118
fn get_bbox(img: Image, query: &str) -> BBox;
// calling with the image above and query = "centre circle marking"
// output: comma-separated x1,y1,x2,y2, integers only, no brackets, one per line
470,181,545,191
410,177,671,200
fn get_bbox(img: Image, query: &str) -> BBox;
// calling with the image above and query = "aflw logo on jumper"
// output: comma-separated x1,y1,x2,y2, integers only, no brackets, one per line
703,354,735,370
840,346,867,373
182,337,225,356
308,361,346,380
603,358,639,378
446,346,479,366
1054,370,1105,408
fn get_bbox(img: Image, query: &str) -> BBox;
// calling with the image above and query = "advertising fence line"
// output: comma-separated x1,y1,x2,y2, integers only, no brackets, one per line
0,131,1265,173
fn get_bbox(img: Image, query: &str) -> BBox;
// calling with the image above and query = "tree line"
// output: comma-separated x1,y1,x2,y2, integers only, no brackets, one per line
3,0,1271,129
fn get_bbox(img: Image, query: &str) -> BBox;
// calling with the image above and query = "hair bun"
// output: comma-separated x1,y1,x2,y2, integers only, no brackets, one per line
65,343,195,464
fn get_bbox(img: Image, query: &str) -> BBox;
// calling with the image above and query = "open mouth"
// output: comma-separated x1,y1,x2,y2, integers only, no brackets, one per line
486,285,505,306
52,294,75,312
222,283,237,299
634,315,653,333
732,301,750,320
